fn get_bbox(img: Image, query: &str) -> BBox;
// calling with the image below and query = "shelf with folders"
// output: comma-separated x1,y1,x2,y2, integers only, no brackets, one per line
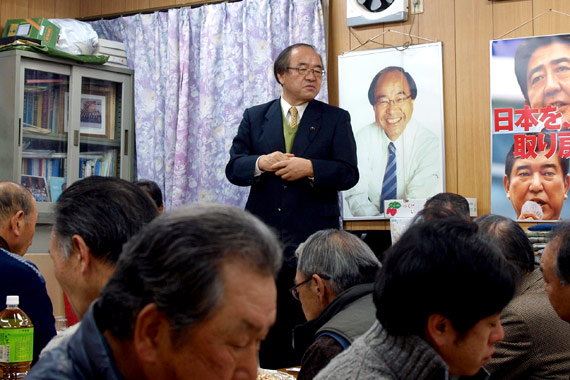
20,154,68,203
23,77,68,135
78,149,119,178
0,49,134,214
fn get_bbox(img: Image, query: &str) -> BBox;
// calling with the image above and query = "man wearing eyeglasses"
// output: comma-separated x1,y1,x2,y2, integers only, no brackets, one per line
344,66,443,217
226,43,358,369
291,229,380,380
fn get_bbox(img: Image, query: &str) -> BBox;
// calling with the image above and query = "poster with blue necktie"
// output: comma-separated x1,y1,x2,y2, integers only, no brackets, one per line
340,42,446,220
491,34,570,221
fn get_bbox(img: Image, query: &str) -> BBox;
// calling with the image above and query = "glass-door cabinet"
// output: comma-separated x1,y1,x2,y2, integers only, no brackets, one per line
0,50,134,220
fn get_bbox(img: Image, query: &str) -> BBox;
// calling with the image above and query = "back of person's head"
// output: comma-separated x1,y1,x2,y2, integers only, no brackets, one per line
410,206,457,225
374,217,516,337
97,203,282,341
52,176,159,265
0,181,34,224
296,229,380,295
549,221,570,284
475,214,535,281
424,192,470,220
134,179,163,210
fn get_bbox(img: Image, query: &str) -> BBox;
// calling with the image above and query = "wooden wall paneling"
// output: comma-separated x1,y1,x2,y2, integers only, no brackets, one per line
54,0,81,18
126,0,150,12
327,0,350,107
348,24,386,52
101,0,126,16
81,0,102,18
343,220,389,230
455,0,493,215
492,0,532,40
149,0,176,9
0,0,29,38
418,0,458,194
533,0,570,36
383,10,419,47
29,0,55,18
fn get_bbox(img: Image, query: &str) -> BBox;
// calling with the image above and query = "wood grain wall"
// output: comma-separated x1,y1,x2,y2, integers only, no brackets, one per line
1,0,570,230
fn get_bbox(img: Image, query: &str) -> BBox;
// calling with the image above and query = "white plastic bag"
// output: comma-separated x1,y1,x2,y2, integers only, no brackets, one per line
49,18,98,55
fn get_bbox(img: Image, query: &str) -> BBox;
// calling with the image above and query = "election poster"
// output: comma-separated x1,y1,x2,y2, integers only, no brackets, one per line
339,42,445,220
491,34,570,221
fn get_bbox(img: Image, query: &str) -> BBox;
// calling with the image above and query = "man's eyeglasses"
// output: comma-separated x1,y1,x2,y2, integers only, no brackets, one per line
375,94,411,109
289,274,330,300
287,67,325,77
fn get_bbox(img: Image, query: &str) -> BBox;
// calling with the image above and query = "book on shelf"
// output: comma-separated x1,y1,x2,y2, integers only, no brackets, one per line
98,38,125,50
26,78,69,84
49,176,67,202
22,157,66,179
97,46,127,58
102,55,128,66
24,84,67,134
79,149,117,178
21,174,50,202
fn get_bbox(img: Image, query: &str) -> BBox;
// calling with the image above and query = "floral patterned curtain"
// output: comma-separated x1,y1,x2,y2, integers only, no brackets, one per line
90,0,327,210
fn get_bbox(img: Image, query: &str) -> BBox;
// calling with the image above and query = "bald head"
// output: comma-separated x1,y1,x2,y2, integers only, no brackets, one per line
0,182,35,222
0,181,38,255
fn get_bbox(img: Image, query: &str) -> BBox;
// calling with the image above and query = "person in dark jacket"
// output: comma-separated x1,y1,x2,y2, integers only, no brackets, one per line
292,229,380,379
0,181,55,365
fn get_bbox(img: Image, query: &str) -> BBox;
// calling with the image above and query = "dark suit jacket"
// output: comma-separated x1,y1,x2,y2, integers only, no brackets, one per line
486,268,570,380
226,98,358,259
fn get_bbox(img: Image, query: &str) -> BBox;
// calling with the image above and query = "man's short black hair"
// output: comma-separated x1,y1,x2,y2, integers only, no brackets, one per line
424,192,470,221
549,221,570,284
273,43,323,85
504,133,569,182
96,203,282,342
374,217,515,337
514,35,570,103
475,214,535,281
367,66,418,105
134,179,163,209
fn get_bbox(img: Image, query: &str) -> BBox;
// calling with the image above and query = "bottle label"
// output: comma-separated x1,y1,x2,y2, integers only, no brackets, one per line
0,328,34,363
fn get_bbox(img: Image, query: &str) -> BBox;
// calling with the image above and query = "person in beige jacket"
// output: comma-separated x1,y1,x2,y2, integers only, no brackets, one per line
477,214,570,380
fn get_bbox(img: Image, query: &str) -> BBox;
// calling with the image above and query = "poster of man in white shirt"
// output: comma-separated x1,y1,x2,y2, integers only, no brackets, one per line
340,43,445,219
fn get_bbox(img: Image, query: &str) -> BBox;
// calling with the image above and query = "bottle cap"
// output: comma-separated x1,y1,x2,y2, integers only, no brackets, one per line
6,296,19,306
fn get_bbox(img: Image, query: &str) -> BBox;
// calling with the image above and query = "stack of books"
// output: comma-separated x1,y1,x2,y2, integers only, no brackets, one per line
96,39,128,68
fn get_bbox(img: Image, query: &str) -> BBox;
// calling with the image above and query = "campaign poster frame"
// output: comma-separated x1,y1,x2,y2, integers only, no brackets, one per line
490,34,570,221
339,42,446,220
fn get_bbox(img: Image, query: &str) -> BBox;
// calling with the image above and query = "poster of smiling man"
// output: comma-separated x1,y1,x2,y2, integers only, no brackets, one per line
491,34,570,221
340,42,445,220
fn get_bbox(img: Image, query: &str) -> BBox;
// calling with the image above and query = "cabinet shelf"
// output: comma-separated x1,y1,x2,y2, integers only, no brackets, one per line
0,49,134,216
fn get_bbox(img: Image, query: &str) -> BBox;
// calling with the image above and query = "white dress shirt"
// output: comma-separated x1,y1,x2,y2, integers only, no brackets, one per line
344,119,443,216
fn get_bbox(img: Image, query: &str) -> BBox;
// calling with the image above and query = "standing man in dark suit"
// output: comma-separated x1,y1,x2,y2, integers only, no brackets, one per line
226,43,358,369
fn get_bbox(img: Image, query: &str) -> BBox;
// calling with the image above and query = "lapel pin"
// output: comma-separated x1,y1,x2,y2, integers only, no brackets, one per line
310,126,316,131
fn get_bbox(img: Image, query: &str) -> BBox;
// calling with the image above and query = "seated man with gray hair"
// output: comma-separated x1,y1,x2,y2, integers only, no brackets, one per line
292,229,381,380
27,203,282,380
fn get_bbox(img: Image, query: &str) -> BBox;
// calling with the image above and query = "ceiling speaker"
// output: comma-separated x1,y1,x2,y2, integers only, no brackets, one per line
347,0,408,27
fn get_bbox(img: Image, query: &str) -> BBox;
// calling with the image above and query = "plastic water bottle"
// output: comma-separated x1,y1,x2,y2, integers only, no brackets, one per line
0,296,33,379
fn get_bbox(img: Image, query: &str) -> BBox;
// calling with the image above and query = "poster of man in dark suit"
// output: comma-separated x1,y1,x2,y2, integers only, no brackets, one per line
491,34,570,221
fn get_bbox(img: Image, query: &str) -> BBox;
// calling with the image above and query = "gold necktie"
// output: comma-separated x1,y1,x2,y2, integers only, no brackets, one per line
290,106,298,128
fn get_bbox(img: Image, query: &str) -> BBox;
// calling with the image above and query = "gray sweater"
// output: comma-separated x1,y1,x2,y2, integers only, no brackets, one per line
315,321,489,380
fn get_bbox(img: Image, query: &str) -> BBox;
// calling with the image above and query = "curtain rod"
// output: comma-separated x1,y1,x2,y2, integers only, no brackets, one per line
79,0,243,22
